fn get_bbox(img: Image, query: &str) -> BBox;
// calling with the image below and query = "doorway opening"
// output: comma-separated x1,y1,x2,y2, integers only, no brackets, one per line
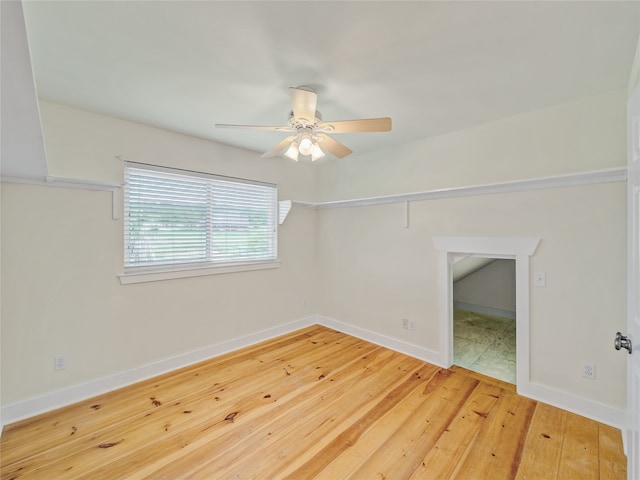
452,257,516,383
432,236,540,391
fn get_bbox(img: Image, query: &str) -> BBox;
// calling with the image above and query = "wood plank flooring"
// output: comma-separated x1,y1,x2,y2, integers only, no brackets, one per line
0,325,626,479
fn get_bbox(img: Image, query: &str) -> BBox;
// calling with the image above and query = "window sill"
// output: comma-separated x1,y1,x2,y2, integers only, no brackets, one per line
119,260,281,285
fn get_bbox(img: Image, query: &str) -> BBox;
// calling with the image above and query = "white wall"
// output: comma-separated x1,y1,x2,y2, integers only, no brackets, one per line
1,101,318,407
454,259,516,316
317,90,626,202
0,89,630,424
316,89,627,411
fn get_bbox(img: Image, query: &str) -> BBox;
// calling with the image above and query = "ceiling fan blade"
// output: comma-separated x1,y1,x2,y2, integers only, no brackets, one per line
215,123,294,132
261,136,296,158
318,117,392,133
290,87,318,122
317,133,353,159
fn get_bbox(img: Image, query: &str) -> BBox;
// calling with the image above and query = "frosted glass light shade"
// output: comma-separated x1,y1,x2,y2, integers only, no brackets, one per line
284,142,299,161
298,136,314,155
311,144,325,161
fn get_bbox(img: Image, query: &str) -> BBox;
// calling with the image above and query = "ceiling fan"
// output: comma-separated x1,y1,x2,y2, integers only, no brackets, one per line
215,86,392,161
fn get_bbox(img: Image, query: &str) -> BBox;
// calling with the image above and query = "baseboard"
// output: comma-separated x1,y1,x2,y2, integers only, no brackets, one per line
517,381,626,430
317,315,624,430
1,314,625,434
453,301,516,320
316,315,444,367
1,316,317,429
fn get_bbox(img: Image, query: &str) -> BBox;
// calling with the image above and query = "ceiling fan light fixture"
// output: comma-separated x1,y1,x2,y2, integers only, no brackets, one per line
298,134,314,155
284,141,299,161
311,144,325,161
216,86,391,161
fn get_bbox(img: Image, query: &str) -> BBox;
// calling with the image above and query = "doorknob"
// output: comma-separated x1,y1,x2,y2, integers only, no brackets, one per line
614,332,633,354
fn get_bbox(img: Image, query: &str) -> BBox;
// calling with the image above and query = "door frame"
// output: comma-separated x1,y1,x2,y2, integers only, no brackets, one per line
433,236,540,390
625,81,640,476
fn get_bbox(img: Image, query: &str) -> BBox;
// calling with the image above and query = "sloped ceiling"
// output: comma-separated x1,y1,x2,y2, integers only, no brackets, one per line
452,257,496,283
10,1,640,167
1,1,48,178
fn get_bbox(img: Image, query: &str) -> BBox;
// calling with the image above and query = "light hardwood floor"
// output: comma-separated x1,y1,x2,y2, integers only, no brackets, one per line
0,325,626,479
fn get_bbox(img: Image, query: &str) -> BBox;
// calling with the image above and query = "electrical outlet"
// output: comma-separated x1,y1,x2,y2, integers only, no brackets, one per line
401,319,408,329
409,319,416,331
54,354,66,371
583,362,596,380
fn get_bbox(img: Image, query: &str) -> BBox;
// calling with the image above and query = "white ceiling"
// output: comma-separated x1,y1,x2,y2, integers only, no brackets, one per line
22,1,640,160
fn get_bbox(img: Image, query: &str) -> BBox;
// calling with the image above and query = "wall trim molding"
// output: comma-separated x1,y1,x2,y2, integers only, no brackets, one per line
292,167,627,210
1,175,123,219
432,236,541,406
518,381,626,430
316,315,443,366
1,314,624,432
0,316,316,429
316,314,625,428
4,167,626,221
1,174,122,191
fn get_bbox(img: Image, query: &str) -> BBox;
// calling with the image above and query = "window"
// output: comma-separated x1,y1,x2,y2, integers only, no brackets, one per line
123,162,277,275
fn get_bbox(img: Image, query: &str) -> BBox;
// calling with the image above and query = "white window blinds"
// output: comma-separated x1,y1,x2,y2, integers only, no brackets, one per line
124,163,277,269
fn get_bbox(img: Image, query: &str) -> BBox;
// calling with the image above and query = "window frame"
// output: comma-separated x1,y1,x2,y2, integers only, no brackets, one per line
119,162,279,284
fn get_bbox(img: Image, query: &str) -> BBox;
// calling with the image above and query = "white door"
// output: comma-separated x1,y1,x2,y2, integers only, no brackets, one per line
625,82,640,478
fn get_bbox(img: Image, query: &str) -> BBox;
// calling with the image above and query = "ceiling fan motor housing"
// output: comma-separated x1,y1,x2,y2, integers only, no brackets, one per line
288,110,322,130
